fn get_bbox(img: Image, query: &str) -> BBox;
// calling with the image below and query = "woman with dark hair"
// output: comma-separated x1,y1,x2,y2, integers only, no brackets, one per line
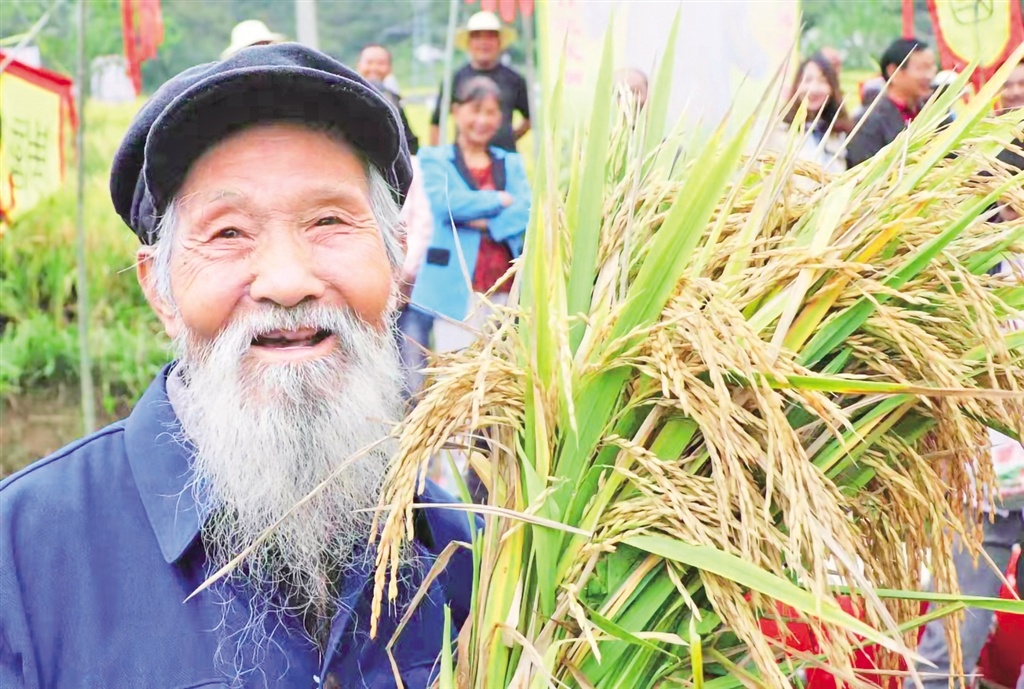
767,53,852,173
411,75,531,353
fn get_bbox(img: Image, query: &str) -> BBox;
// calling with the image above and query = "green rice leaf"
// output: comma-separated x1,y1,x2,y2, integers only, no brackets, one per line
623,535,916,657
643,9,681,163
440,605,454,688
566,24,616,352
835,586,1024,614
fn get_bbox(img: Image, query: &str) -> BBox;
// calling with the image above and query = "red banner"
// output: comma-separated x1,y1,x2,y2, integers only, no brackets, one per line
926,0,1024,90
466,0,534,23
121,0,164,95
902,0,915,37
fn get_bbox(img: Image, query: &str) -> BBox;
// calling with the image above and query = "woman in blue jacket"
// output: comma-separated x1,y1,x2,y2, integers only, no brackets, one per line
411,75,531,353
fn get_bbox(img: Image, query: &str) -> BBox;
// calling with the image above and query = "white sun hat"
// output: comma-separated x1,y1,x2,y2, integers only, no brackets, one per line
454,11,518,52
221,20,287,60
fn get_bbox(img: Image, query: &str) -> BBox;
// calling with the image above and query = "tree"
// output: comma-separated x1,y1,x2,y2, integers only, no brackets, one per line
801,0,934,71
2,0,124,85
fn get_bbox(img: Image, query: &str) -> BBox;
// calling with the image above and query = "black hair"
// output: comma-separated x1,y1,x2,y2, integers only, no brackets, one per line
452,75,501,105
879,37,928,79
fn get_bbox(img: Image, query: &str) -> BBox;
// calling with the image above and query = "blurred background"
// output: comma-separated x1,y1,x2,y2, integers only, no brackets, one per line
0,0,992,472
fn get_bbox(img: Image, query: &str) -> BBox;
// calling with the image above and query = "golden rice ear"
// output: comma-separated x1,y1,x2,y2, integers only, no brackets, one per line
363,36,1024,688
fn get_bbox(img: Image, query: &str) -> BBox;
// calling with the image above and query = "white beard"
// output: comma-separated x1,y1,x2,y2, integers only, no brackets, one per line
172,303,403,648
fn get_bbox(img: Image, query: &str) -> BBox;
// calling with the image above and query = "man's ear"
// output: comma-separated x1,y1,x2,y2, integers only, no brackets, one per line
136,246,180,339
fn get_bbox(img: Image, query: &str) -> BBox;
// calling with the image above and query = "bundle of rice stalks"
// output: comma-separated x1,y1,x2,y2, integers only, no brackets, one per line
373,36,1024,689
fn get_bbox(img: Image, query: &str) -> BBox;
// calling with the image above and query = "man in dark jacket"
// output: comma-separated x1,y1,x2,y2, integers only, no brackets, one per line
846,37,938,167
430,11,530,152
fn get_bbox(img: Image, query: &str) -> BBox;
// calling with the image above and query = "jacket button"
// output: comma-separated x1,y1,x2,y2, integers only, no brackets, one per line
323,673,341,689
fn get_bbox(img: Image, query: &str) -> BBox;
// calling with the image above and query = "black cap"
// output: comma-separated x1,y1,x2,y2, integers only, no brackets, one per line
110,42,412,244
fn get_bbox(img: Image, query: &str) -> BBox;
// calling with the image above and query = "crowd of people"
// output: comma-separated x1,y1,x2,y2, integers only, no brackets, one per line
216,18,1024,407
0,9,1021,689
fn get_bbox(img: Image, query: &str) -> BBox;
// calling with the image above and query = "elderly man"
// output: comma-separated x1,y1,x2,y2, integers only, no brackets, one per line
0,45,473,688
430,10,530,151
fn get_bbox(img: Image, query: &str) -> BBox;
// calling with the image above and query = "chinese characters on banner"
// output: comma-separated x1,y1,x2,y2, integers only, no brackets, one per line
0,53,77,227
927,0,1024,91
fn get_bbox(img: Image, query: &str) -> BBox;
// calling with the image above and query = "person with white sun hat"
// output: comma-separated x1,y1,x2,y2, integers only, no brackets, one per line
430,10,530,152
221,19,286,59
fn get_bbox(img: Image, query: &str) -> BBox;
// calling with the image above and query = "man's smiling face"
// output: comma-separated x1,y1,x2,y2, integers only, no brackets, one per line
143,121,395,359
132,122,407,649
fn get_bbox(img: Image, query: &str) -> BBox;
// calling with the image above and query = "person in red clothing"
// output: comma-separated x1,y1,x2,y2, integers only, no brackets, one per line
412,76,531,355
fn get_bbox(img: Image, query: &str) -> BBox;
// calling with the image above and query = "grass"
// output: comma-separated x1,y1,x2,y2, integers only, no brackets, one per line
0,100,168,413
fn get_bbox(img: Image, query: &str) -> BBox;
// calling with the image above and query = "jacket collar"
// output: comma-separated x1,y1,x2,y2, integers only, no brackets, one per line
885,92,920,121
450,142,507,191
125,363,207,564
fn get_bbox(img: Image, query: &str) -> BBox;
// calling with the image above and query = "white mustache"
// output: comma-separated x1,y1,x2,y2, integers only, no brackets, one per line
199,303,380,359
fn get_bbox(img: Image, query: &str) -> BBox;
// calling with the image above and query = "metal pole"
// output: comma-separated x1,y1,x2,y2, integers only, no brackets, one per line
295,0,319,50
75,0,96,433
412,0,428,90
438,0,460,147
521,9,539,159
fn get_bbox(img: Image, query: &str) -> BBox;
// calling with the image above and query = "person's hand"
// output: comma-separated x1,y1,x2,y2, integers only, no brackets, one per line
467,219,488,231
498,192,514,207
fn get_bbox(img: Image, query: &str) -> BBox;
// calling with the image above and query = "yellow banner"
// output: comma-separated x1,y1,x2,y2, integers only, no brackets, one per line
0,66,67,224
931,0,1013,68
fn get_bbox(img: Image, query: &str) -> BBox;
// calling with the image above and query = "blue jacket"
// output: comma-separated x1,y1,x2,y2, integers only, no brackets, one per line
411,145,531,321
0,365,477,688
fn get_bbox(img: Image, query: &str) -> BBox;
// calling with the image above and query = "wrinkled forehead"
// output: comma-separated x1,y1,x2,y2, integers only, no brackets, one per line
175,124,373,216
181,181,372,216
185,121,367,179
